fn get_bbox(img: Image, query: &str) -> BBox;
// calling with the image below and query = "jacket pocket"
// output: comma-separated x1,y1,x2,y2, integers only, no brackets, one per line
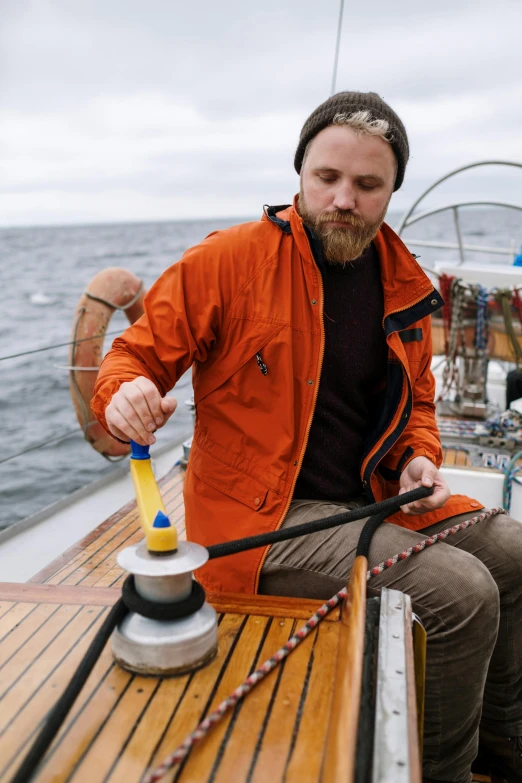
193,321,287,406
189,441,268,511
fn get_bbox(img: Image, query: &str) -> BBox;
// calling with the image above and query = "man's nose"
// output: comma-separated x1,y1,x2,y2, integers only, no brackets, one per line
332,182,356,212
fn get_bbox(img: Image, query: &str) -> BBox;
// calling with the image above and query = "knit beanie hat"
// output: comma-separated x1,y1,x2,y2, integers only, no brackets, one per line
294,91,409,191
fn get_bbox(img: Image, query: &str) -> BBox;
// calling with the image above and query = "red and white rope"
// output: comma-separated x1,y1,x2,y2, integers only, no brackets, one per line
368,506,503,577
142,506,503,783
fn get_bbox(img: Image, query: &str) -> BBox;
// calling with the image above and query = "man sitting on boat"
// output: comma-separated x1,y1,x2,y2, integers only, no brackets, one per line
92,91,522,783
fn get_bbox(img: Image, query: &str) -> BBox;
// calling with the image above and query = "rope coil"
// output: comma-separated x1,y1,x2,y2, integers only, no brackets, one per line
121,575,206,620
438,277,522,403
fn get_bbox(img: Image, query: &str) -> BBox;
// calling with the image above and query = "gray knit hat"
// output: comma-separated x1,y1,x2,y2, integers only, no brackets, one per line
294,91,409,191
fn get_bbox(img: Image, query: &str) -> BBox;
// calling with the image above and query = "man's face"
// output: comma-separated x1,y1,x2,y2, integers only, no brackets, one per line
299,124,396,263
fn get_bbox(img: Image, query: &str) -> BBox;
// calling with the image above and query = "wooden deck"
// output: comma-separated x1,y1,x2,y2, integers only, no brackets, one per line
0,460,496,782
442,445,474,468
0,586,341,783
1,465,348,782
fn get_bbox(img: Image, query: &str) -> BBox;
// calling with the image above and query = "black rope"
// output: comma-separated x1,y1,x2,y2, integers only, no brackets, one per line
8,485,432,782
356,511,391,558
206,486,433,560
122,576,206,620
0,330,122,363
10,598,127,783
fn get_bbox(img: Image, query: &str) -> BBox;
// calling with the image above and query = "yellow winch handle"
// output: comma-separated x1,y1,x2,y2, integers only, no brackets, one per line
129,440,178,553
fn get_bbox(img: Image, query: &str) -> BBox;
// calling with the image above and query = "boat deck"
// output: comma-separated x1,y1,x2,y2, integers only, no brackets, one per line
0,582,341,783
0,464,346,783
0,459,500,782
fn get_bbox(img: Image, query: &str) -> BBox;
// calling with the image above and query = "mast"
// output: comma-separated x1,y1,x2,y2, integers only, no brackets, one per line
331,0,345,95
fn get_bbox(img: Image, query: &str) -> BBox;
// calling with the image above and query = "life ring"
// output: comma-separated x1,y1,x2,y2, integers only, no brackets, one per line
68,267,146,459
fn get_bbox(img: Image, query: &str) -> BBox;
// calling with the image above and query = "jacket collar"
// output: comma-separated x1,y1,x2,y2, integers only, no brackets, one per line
263,196,443,328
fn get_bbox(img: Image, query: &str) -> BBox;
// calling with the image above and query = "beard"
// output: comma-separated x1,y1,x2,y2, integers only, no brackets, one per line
298,188,388,264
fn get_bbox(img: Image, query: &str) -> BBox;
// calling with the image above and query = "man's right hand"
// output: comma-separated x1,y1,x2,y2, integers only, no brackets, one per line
105,376,177,446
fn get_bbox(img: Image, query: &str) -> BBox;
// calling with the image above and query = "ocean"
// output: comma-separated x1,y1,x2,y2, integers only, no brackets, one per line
1,207,521,529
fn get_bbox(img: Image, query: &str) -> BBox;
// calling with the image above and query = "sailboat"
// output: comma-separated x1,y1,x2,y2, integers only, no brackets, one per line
2,0,522,771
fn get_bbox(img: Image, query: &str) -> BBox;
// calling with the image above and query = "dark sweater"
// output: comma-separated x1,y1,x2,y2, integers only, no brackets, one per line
293,239,388,501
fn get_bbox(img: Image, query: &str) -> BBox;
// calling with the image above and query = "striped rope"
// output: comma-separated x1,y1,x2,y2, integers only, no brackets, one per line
368,507,503,577
142,506,503,783
441,279,466,399
502,451,522,511
142,590,345,782
474,284,490,382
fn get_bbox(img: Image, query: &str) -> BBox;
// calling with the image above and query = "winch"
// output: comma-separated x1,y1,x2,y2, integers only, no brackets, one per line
111,440,218,676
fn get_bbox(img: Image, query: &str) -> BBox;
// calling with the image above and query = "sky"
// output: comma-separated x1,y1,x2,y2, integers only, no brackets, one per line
1,0,522,227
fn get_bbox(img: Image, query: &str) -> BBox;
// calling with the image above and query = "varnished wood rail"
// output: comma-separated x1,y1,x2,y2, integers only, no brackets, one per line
321,555,367,783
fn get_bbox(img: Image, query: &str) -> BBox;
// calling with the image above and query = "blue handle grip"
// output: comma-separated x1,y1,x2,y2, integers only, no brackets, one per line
130,440,151,460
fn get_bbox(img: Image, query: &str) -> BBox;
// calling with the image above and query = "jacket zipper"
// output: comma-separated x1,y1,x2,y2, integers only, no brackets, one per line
254,267,436,588
360,369,410,490
360,289,433,490
254,241,325,593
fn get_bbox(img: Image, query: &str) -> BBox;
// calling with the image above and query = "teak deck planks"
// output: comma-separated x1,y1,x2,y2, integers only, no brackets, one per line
0,586,340,783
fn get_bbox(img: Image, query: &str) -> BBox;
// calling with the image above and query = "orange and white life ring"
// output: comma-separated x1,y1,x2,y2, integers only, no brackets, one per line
68,267,146,459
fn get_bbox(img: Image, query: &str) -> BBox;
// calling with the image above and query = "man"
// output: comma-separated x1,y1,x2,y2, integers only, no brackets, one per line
92,92,522,783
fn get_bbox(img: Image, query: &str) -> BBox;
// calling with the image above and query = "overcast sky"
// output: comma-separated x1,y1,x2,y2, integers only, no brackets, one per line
1,0,522,227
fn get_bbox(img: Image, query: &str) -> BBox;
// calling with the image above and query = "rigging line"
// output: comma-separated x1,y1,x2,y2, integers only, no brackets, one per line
0,330,123,363
0,421,97,466
331,0,345,95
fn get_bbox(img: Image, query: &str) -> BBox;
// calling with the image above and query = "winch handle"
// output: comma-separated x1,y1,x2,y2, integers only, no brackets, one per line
129,440,178,553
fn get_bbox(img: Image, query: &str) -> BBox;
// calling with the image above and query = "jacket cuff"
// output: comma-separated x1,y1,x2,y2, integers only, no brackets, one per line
401,448,441,472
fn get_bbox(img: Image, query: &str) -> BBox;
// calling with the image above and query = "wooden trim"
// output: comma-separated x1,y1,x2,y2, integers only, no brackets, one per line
0,583,120,606
0,582,341,621
207,591,341,622
321,556,367,783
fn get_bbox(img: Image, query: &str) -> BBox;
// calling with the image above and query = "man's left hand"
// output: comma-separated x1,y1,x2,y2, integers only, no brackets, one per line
399,456,450,515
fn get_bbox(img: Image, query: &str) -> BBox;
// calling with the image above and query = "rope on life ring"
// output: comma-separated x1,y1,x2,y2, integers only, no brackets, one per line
84,282,144,311
68,267,146,460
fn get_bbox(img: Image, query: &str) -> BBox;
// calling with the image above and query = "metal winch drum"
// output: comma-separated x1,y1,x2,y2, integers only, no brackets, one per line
111,440,218,676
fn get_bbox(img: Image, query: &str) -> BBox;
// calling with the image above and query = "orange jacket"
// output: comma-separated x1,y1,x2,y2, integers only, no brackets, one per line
92,199,482,594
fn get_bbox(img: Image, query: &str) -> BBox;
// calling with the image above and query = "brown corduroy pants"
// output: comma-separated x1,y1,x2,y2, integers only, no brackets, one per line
259,500,522,783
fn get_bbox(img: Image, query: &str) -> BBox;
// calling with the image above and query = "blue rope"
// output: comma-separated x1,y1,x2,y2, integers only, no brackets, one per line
475,286,489,349
502,450,522,512
475,285,490,381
